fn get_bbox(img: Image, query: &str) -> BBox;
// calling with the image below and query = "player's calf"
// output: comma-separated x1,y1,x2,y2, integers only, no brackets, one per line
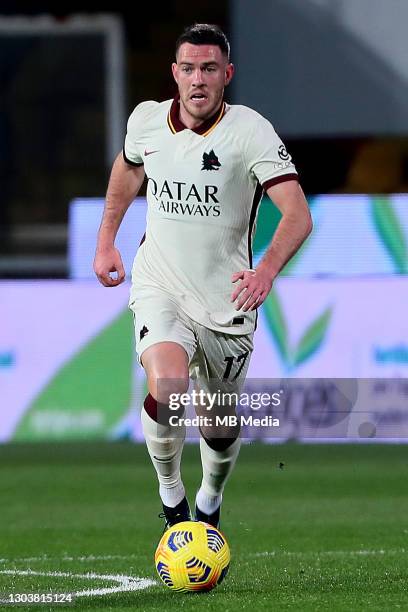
195,428,241,529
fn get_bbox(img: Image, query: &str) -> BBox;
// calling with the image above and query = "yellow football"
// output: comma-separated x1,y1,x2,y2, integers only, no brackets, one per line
155,520,230,592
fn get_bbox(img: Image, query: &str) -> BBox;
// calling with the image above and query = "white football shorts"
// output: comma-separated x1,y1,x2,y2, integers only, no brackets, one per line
129,286,253,391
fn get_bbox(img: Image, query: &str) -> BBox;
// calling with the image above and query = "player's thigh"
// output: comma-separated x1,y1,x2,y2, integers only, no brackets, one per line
192,327,253,386
191,328,253,415
190,329,252,438
130,291,196,400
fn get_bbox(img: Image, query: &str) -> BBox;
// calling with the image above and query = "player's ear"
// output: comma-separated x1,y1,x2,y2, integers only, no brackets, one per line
172,62,178,84
225,63,234,86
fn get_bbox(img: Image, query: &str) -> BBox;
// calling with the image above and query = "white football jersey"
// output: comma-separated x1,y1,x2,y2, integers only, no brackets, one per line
125,97,297,335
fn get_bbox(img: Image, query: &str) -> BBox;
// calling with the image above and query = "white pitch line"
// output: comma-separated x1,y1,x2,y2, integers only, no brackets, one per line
251,548,407,558
0,553,144,564
61,554,144,563
0,569,157,600
1,549,406,566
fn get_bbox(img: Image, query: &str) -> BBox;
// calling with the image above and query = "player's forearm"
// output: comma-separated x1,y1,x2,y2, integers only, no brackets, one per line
96,153,145,249
257,203,312,280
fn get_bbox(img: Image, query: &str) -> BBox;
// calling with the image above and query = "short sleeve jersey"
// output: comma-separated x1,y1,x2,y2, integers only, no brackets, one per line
125,96,297,335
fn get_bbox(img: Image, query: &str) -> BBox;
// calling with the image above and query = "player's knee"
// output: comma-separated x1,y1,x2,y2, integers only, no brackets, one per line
142,342,188,379
143,344,189,405
147,373,189,405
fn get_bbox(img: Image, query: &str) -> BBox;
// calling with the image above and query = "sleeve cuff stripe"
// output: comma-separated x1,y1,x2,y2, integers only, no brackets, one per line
122,148,144,167
262,173,298,190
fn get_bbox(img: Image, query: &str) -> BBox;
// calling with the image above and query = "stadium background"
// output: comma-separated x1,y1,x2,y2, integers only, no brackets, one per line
1,2,408,609
1,0,407,443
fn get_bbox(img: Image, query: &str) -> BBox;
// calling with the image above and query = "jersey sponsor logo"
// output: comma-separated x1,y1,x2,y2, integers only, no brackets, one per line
144,149,160,156
140,325,149,340
278,145,291,161
201,149,221,171
148,177,221,217
157,201,220,216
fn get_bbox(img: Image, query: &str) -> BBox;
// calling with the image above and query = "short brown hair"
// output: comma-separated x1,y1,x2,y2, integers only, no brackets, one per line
175,23,230,60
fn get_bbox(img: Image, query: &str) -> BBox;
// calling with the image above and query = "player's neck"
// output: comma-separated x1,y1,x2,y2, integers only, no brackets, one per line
178,101,223,130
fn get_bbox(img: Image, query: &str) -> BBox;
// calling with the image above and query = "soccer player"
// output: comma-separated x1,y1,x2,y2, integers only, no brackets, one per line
94,24,312,529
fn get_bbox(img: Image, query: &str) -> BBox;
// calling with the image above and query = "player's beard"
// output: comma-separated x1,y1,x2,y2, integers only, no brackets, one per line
181,88,224,123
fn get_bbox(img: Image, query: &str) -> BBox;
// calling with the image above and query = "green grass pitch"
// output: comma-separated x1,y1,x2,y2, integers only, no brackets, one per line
0,442,407,610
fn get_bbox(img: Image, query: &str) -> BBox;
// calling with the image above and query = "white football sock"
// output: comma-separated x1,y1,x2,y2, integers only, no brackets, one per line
196,488,222,515
198,436,241,501
159,482,186,508
141,406,186,508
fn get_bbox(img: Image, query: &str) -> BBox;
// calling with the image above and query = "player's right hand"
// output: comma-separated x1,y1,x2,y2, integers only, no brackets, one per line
93,246,126,287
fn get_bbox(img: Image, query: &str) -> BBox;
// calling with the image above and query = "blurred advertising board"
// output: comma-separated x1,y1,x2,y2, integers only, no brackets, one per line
69,194,408,278
1,278,407,442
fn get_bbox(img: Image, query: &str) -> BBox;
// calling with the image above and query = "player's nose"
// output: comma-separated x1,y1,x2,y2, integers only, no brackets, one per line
192,68,204,85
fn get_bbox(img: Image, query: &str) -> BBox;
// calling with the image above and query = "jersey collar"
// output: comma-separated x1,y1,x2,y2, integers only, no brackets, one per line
167,94,226,137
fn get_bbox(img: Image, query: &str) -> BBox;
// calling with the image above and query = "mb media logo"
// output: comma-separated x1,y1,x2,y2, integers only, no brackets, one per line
202,149,221,171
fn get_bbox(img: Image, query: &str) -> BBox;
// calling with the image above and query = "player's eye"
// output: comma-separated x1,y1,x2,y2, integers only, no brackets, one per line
181,66,193,73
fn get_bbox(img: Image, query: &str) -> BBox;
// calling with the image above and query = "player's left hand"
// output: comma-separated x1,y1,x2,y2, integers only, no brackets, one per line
231,267,274,311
